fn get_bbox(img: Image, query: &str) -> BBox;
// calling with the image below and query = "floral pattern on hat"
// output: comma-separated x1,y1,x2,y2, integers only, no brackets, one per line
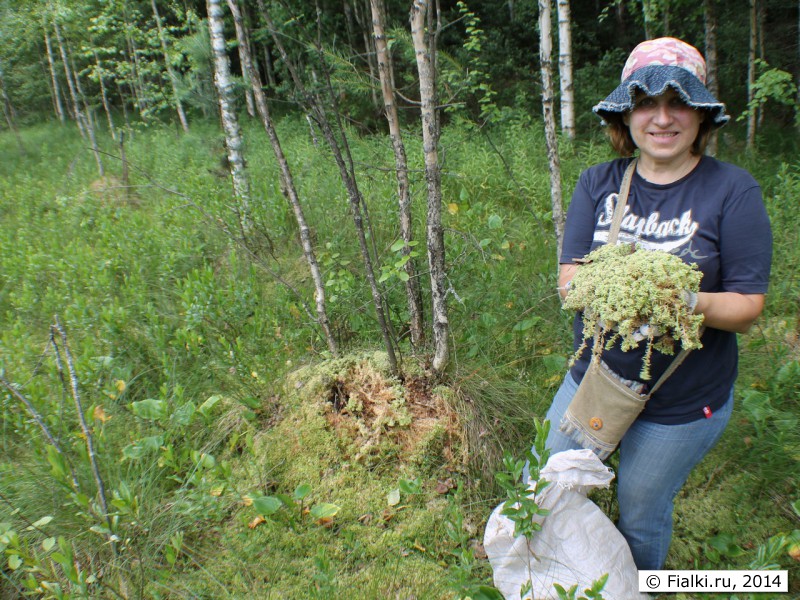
621,37,706,84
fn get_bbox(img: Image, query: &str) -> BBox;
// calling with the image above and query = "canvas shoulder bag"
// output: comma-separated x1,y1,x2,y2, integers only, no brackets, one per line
559,159,694,459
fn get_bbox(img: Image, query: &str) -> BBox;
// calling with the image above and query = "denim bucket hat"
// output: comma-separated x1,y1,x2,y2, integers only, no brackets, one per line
593,37,730,128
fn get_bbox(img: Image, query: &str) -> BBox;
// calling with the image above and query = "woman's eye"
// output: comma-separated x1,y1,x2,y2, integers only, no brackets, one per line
635,98,655,108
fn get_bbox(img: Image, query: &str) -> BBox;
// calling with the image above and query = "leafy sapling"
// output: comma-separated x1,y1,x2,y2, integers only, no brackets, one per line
494,419,552,538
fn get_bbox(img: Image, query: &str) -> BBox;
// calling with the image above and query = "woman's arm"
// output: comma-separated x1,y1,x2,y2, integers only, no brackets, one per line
695,292,765,333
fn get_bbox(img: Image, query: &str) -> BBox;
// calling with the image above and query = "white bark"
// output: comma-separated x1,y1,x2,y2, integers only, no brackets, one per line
207,0,252,236
226,0,337,355
539,0,564,261
152,0,190,132
70,55,105,176
260,2,399,373
746,0,757,150
556,0,575,139
93,51,117,141
43,27,66,124
411,0,448,373
53,18,86,139
370,0,424,349
704,0,719,155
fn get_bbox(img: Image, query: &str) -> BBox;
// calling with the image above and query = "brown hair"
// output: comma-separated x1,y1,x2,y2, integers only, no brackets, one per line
603,110,714,157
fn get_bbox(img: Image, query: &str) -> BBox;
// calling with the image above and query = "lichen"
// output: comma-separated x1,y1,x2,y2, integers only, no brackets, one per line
563,243,704,379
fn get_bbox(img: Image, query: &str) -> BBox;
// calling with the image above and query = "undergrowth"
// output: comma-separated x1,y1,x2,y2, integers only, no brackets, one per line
1,120,797,598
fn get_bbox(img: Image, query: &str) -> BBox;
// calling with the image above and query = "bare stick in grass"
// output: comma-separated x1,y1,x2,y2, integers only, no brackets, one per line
51,317,114,542
0,374,80,492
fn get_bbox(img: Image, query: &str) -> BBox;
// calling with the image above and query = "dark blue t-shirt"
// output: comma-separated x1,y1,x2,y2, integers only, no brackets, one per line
560,156,772,424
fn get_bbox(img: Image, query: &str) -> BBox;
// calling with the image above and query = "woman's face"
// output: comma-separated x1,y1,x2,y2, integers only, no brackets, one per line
623,88,704,168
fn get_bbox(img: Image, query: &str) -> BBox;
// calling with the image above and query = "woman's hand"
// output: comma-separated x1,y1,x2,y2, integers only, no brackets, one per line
558,263,579,300
694,292,766,333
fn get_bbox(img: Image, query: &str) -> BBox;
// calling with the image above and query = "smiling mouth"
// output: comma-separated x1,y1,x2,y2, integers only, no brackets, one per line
649,132,678,138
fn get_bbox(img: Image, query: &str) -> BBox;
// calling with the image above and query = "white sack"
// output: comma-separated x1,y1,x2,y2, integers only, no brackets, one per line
483,449,648,600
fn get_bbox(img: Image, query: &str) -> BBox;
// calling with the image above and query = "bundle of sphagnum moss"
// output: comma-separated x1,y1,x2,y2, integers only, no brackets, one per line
562,243,704,380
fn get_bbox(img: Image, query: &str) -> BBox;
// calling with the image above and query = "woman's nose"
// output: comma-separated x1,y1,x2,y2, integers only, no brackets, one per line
652,102,672,125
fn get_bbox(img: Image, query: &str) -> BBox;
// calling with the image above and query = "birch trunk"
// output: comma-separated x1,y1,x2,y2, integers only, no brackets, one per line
93,51,117,141
53,18,86,139
122,3,148,115
746,0,757,150
152,0,190,132
539,0,565,261
411,0,448,373
370,0,424,350
757,1,765,130
355,0,380,110
70,55,105,176
260,2,398,373
556,0,575,139
704,0,719,155
207,0,253,238
226,0,338,355
43,27,66,124
641,0,654,39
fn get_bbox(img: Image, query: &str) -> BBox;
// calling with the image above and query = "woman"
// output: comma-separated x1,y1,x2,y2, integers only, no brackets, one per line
543,38,773,570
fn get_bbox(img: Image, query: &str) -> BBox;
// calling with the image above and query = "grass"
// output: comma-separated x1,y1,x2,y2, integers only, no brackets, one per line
1,117,798,599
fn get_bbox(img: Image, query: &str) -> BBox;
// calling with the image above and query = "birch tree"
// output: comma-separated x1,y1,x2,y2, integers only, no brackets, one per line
411,0,448,373
91,50,117,141
260,2,399,373
52,14,86,139
539,0,565,261
151,0,190,132
556,0,575,139
704,0,719,155
370,0,424,350
746,0,758,150
52,11,104,175
43,26,66,124
207,0,252,237
226,0,338,355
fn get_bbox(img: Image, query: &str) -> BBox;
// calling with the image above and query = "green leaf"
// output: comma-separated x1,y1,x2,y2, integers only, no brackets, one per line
122,435,164,460
512,317,540,332
390,239,406,252
487,214,503,229
293,484,312,501
8,554,22,570
43,537,56,552
28,516,53,530
397,271,410,282
130,399,168,421
198,394,222,418
252,496,282,516
171,402,196,427
309,503,340,520
387,488,401,506
470,585,505,600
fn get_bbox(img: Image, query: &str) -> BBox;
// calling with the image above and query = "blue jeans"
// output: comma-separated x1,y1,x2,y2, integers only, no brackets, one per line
535,373,733,570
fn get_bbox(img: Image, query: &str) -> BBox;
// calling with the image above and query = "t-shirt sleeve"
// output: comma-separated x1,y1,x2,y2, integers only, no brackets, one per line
719,184,772,293
560,171,598,264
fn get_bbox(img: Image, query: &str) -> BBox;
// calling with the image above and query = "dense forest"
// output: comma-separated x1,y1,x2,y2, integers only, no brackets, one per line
1,0,799,598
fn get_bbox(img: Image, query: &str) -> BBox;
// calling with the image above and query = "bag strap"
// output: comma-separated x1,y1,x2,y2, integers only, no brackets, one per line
608,158,637,244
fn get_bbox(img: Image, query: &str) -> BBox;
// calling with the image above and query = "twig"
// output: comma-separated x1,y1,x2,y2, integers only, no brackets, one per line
50,317,114,549
0,374,80,491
